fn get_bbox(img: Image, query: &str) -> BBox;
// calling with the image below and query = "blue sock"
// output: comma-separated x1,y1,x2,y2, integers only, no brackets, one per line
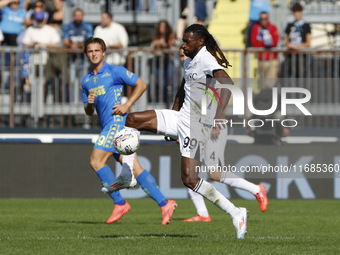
96,165,125,205
136,170,167,207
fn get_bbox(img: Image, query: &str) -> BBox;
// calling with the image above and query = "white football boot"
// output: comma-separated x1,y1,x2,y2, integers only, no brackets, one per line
101,175,137,193
232,207,248,239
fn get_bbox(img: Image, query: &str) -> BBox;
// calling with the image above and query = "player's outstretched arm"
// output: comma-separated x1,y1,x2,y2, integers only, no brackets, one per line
172,78,185,111
112,78,147,115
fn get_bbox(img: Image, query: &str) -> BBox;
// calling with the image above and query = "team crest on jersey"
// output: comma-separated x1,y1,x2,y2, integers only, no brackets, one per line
126,70,133,78
93,77,98,84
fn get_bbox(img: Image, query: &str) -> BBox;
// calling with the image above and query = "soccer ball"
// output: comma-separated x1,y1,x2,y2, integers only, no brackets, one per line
114,128,140,155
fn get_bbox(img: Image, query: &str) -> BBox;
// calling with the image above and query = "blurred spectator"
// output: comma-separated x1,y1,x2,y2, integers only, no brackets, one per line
151,20,176,106
285,3,311,50
0,29,4,45
195,0,207,25
46,0,64,31
24,0,49,27
176,2,207,43
335,24,340,48
137,0,157,13
282,2,311,78
247,0,270,47
63,8,92,51
176,5,189,41
250,11,279,89
22,11,61,102
62,8,93,102
23,11,60,58
0,0,28,46
152,20,176,49
44,0,55,11
94,11,128,66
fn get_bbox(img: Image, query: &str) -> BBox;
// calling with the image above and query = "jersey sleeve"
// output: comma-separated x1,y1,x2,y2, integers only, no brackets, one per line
201,53,223,77
82,87,88,105
114,66,139,86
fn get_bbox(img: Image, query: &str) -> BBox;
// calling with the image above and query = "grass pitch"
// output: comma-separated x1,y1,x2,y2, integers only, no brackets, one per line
0,199,339,255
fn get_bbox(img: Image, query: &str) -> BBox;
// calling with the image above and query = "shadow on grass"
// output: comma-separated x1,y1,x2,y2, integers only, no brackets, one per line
100,234,199,239
54,220,104,225
142,234,199,238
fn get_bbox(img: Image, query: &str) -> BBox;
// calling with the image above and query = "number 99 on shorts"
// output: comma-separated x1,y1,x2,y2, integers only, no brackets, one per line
183,137,198,149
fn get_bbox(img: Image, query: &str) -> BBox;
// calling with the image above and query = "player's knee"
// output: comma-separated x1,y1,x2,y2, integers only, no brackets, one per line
181,176,197,190
90,157,101,171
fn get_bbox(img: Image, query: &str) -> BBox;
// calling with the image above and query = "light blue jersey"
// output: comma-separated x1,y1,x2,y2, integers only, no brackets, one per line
82,62,139,154
82,62,139,128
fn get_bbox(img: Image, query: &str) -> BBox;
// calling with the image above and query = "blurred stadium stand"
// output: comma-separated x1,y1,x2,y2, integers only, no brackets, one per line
63,0,181,46
288,0,340,23
0,0,339,131
271,0,340,48
64,0,180,27
0,47,339,129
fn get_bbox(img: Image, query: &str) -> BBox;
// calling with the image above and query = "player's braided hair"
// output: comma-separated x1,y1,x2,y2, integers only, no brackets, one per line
184,24,231,68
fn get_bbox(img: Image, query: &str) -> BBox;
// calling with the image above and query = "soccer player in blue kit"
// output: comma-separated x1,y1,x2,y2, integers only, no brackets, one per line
82,37,177,225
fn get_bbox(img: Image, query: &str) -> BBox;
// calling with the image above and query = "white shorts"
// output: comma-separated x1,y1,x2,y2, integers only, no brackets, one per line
155,109,211,160
204,126,228,167
155,109,179,139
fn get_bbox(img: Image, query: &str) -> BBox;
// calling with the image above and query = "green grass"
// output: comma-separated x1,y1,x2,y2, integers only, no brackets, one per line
0,199,339,255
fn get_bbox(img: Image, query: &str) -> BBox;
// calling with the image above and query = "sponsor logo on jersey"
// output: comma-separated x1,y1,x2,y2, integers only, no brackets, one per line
90,85,106,96
101,72,111,78
184,73,198,83
126,70,134,78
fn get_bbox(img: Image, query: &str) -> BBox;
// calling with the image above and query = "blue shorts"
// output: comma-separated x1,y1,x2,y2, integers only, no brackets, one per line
94,116,126,161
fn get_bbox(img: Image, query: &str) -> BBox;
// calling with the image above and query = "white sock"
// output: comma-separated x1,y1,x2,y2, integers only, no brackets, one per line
193,179,240,218
121,153,135,179
187,188,209,217
220,172,260,195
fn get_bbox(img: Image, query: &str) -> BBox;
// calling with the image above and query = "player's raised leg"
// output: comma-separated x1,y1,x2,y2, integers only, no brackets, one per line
125,110,158,132
90,148,130,224
182,156,247,239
